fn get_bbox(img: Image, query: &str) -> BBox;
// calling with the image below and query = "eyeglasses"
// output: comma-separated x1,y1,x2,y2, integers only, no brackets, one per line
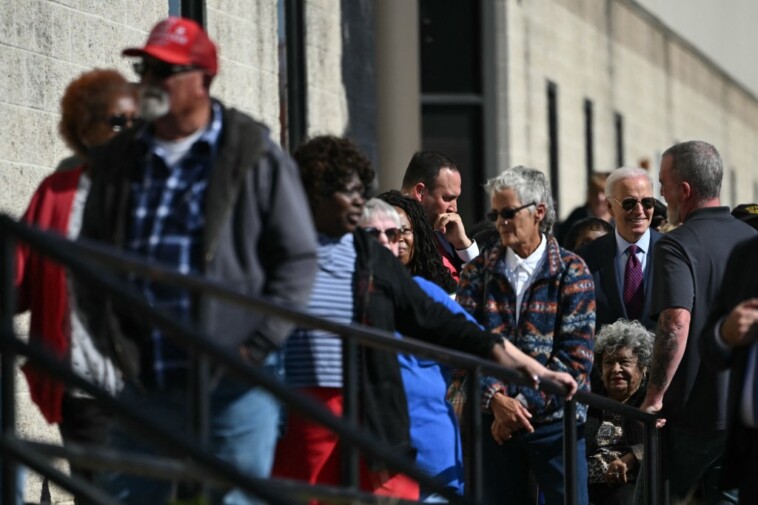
106,113,139,132
486,202,536,222
399,227,413,237
335,184,366,200
363,227,401,244
133,61,200,80
611,197,656,212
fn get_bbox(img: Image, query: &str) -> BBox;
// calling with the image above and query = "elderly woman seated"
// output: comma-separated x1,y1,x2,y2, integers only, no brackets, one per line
586,319,653,505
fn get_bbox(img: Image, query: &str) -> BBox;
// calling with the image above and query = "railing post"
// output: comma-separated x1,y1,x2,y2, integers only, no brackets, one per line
465,366,482,503
189,352,210,501
563,398,577,505
1,234,18,505
643,421,660,505
341,337,359,489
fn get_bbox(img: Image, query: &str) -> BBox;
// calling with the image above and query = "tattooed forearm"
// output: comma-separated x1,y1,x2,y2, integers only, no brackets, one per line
649,309,688,390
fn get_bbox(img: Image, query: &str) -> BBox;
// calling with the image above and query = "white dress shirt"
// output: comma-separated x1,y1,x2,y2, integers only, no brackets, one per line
502,234,548,323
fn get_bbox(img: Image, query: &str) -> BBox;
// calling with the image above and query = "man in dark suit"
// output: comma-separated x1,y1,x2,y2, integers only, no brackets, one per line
701,235,758,504
577,167,660,332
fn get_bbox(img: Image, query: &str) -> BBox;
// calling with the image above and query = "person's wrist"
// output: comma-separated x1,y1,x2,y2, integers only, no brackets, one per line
452,236,472,250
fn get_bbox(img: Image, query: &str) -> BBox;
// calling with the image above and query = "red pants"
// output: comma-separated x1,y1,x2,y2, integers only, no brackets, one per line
273,387,419,504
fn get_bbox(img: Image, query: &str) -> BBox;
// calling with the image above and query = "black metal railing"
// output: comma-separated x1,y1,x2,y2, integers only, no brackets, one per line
0,214,662,504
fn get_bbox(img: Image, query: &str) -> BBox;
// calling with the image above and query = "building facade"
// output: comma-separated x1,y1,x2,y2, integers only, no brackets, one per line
2,0,758,501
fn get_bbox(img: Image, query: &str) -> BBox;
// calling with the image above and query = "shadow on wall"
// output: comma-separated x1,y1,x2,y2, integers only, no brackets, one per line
340,0,378,172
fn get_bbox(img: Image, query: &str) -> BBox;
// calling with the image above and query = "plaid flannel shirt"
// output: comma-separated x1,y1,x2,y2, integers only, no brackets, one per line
126,102,223,387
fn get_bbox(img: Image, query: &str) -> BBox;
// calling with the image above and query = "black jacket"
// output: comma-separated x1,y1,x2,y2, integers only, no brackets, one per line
351,229,501,467
700,235,758,489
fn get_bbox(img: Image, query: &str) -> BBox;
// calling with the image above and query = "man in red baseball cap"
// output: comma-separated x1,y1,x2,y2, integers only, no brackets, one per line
123,16,218,76
77,16,318,505
121,17,219,136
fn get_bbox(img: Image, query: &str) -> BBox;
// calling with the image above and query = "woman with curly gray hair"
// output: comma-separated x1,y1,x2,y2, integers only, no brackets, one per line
587,319,653,505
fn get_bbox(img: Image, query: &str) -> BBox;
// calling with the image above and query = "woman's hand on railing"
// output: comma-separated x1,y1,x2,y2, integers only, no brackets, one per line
539,370,577,400
492,339,577,399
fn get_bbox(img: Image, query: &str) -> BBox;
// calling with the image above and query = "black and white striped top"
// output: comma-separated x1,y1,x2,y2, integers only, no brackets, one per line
284,233,356,388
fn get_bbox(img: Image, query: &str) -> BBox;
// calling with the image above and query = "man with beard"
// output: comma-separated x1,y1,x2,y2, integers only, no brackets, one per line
401,151,479,282
77,17,318,504
634,141,756,505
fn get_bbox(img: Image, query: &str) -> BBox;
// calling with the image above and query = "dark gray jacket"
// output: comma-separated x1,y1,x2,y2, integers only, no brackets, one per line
78,101,318,382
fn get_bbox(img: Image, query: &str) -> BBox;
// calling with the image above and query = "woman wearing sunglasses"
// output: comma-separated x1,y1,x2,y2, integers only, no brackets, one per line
15,69,138,499
373,190,479,502
456,166,596,505
274,137,577,503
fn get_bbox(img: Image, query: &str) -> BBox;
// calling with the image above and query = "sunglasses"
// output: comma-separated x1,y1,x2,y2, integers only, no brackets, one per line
486,202,536,222
133,61,200,80
107,113,139,132
363,227,401,244
611,197,656,212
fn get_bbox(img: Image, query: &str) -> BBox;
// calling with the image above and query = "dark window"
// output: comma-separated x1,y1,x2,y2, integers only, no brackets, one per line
614,112,624,167
547,81,560,217
420,0,481,94
421,104,483,226
280,0,306,151
180,0,205,26
419,0,484,224
584,99,594,180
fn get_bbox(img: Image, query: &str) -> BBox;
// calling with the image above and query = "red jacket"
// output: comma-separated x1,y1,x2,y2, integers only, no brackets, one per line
16,166,84,423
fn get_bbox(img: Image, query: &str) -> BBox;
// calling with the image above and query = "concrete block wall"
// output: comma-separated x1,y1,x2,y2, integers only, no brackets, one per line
207,0,282,141
502,0,758,219
0,1,287,502
299,0,376,162
1,3,165,502
305,0,349,138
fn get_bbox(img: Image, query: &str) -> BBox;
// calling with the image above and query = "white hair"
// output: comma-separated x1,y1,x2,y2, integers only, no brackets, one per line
484,166,556,234
360,198,401,227
605,167,652,198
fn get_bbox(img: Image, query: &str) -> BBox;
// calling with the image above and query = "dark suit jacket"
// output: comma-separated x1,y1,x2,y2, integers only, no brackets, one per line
577,229,661,332
701,235,758,490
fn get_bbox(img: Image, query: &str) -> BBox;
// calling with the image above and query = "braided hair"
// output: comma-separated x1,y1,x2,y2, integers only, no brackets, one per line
377,190,456,293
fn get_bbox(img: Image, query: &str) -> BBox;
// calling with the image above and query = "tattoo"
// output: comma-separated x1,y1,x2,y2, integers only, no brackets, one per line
650,310,680,390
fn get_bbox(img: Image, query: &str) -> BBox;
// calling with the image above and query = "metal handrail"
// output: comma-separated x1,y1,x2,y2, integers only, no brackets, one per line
0,214,662,504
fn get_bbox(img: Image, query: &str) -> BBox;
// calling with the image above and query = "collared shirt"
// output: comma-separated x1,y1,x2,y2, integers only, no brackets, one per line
501,234,547,322
125,101,223,387
614,228,651,293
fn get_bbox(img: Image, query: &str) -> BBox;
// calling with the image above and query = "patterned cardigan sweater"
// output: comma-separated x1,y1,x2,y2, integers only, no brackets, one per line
456,234,596,424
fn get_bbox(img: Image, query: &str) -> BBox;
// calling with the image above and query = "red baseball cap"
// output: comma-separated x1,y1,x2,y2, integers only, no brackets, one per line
123,17,218,76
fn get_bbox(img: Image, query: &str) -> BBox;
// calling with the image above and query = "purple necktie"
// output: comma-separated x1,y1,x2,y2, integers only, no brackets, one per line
623,244,644,320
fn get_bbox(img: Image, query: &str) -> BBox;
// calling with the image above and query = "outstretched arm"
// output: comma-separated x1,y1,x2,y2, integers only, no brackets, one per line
490,339,577,399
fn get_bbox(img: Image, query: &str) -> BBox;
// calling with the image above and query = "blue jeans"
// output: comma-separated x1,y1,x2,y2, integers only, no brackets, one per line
481,416,588,505
99,355,281,505
633,426,737,505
